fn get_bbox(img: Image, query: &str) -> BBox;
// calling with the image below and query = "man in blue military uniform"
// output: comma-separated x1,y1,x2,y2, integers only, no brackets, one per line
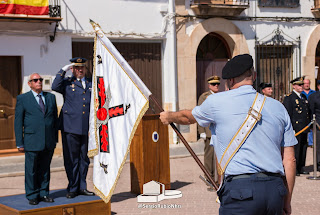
160,54,297,215
52,57,95,198
283,77,310,176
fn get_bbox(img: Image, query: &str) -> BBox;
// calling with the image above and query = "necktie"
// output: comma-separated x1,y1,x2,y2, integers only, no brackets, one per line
78,79,85,89
37,95,45,114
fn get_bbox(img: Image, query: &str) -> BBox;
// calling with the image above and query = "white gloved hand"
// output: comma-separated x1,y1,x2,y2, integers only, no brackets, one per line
62,63,74,72
200,133,206,139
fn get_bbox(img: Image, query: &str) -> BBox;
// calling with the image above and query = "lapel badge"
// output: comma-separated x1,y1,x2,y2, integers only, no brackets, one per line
71,84,75,88
295,99,299,104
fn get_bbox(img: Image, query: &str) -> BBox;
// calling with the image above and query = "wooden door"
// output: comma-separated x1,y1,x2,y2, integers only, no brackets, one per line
196,59,228,100
72,41,162,114
0,56,22,150
72,41,94,78
196,32,230,101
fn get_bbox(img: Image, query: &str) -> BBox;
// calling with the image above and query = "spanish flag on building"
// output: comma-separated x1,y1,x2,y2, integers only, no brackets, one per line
0,0,49,15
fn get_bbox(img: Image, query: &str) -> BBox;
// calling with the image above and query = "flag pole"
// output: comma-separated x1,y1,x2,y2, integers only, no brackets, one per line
149,94,219,190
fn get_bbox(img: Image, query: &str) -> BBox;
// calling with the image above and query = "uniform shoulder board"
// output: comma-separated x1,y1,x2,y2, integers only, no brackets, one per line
284,93,291,97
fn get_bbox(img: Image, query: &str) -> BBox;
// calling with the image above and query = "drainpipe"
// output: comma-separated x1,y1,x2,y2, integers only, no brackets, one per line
168,0,178,144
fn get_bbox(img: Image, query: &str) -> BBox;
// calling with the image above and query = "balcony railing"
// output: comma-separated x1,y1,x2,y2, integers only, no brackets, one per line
315,0,320,9
0,0,60,18
190,0,249,16
49,0,61,17
258,0,300,8
191,0,249,5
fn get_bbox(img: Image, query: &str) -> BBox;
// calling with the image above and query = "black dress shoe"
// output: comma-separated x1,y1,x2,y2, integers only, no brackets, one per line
78,189,95,196
300,171,309,175
29,198,39,205
40,196,54,203
296,173,300,176
66,192,77,199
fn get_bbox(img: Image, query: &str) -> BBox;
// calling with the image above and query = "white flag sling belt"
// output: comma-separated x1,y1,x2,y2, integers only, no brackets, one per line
217,93,266,191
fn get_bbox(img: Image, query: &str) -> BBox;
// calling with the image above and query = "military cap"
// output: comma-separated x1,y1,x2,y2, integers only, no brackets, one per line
70,57,87,66
222,54,253,79
207,76,220,84
290,76,304,85
259,82,272,89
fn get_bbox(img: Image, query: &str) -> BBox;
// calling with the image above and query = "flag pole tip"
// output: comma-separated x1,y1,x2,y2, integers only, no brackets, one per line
89,19,95,24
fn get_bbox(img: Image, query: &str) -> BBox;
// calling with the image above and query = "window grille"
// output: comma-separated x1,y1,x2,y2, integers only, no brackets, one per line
255,27,301,101
258,0,299,8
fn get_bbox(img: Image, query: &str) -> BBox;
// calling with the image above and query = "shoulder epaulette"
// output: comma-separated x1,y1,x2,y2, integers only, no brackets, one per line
284,93,291,97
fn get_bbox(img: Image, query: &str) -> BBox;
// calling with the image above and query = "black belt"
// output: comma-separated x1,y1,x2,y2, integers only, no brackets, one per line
226,172,282,181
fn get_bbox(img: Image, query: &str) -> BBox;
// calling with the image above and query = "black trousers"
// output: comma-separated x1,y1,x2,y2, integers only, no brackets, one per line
315,130,320,166
295,133,308,173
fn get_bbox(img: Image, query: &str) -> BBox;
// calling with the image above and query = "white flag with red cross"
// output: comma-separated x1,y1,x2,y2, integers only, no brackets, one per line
88,20,151,203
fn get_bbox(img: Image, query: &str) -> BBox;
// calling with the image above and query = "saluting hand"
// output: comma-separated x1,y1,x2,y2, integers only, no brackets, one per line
62,63,75,72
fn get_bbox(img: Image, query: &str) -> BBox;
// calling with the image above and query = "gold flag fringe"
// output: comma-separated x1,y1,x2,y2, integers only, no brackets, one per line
94,101,149,204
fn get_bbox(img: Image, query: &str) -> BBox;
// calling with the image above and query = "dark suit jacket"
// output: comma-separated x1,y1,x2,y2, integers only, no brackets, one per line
14,91,58,151
283,91,310,134
308,91,320,124
52,69,92,135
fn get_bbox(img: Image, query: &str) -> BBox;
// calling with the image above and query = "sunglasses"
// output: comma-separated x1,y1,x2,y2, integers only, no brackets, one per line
29,78,43,83
210,83,220,86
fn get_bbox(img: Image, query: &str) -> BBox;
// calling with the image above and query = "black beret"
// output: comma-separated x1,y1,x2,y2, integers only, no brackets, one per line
259,82,272,89
222,54,253,79
290,76,304,85
70,57,87,66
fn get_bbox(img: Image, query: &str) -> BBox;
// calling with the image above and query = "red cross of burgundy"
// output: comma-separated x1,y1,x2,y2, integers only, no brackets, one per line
96,77,129,153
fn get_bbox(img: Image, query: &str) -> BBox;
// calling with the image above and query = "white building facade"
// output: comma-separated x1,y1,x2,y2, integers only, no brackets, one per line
1,0,320,152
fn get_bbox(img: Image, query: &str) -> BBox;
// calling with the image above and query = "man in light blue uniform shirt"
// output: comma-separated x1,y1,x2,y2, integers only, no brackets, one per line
160,54,297,215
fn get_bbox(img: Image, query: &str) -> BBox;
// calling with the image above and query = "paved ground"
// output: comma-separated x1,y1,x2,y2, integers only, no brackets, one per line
0,142,319,215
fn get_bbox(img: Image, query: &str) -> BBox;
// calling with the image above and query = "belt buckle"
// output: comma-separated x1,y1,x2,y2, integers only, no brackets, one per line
248,107,261,121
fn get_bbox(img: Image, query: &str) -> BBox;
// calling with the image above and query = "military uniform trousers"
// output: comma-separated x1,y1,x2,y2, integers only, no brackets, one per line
25,149,54,200
295,133,308,173
218,173,286,215
204,137,216,180
62,132,90,193
316,130,320,167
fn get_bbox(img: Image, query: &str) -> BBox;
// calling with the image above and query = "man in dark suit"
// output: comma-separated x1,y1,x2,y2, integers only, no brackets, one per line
308,80,320,171
52,57,94,198
14,73,58,205
283,76,310,176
